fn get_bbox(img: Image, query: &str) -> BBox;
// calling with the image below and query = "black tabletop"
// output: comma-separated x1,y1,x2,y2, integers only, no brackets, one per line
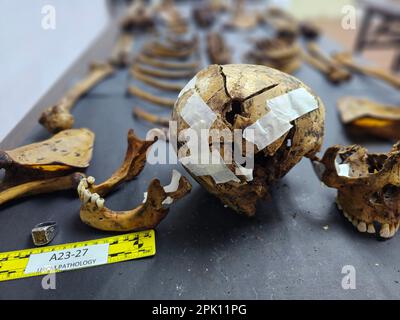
0,7,399,299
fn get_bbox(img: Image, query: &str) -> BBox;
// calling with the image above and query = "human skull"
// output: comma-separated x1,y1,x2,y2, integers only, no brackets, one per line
172,64,325,216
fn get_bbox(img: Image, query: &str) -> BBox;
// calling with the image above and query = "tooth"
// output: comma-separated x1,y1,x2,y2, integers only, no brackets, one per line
352,219,359,227
357,221,367,232
343,211,348,218
81,179,88,188
396,223,400,232
336,201,342,210
90,193,100,204
83,189,91,204
380,223,391,238
96,198,105,209
367,223,375,233
87,176,95,185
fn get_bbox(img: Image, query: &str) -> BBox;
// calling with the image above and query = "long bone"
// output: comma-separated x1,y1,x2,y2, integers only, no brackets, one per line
39,62,114,133
332,52,400,89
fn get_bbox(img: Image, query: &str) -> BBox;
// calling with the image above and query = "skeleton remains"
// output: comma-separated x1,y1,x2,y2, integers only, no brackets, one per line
172,64,325,216
39,62,114,133
0,128,94,206
337,97,400,140
312,143,400,239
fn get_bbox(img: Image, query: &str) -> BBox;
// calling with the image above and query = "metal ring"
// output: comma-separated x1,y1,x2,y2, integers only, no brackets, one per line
31,221,58,246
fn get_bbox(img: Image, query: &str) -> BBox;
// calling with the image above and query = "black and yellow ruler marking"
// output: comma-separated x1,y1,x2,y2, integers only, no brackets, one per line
0,230,155,282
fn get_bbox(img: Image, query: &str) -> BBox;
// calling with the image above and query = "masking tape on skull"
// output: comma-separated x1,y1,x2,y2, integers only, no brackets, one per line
180,91,217,133
180,152,240,184
243,87,319,150
178,76,197,98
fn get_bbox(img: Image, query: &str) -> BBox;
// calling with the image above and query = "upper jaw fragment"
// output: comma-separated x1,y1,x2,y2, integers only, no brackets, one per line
313,142,400,239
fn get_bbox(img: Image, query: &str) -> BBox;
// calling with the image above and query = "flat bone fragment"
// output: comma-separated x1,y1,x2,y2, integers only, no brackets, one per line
0,128,95,174
0,129,94,206
337,97,400,140
109,33,134,67
312,142,400,239
136,53,198,70
78,170,192,232
133,107,170,127
128,85,176,108
130,68,183,92
132,64,195,79
332,52,400,89
78,129,155,197
39,62,114,133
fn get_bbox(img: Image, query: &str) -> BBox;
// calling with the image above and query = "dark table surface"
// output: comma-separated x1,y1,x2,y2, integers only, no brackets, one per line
0,5,399,300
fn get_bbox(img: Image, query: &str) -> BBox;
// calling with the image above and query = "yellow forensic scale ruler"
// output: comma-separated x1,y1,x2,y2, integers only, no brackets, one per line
0,230,155,282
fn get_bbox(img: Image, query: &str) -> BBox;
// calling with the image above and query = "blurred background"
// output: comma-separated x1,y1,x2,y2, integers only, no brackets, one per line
0,0,399,141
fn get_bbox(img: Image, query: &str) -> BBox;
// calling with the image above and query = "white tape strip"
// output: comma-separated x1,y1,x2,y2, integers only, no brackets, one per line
243,88,319,150
335,161,351,177
180,152,240,184
235,164,253,181
181,91,217,133
143,170,182,205
178,76,197,98
243,112,293,150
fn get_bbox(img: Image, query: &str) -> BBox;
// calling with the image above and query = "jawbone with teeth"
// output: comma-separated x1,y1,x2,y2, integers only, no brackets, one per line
312,142,400,239
78,170,192,232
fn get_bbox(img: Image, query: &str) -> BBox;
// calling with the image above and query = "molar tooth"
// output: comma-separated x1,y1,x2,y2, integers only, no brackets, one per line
90,193,100,204
380,223,391,238
352,219,359,227
396,223,400,232
96,198,105,209
81,179,88,189
336,201,342,210
83,189,91,204
367,224,376,233
87,176,95,185
357,221,367,232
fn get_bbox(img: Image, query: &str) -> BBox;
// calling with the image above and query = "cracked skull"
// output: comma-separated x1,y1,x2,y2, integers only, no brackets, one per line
172,64,325,216
313,143,400,239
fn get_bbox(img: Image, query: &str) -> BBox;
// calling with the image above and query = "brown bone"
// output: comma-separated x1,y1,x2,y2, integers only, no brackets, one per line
332,52,400,89
128,85,176,108
78,129,155,197
0,128,94,206
207,32,231,65
313,143,400,238
39,62,114,133
109,33,134,67
78,170,192,232
133,107,170,127
130,67,183,92
136,53,198,70
337,97,400,140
